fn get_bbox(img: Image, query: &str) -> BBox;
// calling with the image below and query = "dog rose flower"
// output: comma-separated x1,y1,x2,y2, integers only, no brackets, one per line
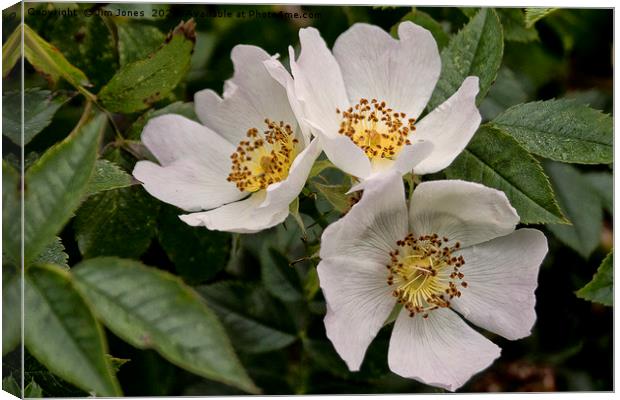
282,22,481,186
133,45,321,233
317,171,548,390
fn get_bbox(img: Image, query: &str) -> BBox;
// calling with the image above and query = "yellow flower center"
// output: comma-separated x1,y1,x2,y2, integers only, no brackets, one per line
387,233,467,319
337,98,415,161
227,119,299,192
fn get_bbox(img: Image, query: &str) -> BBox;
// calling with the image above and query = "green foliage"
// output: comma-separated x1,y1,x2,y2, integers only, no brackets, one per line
23,112,105,264
33,237,69,269
479,67,528,119
429,8,503,109
158,204,230,284
445,126,566,225
2,265,21,356
25,379,44,398
2,24,20,77
22,24,91,89
126,101,198,140
24,264,121,396
75,186,159,259
491,100,613,164
391,9,449,49
525,8,558,28
312,181,350,214
2,161,21,264
3,88,72,146
72,257,259,394
2,375,21,398
261,248,305,303
496,8,538,42
97,20,195,113
576,251,613,306
85,159,135,197
545,162,602,259
585,172,613,215
199,281,298,353
116,20,166,66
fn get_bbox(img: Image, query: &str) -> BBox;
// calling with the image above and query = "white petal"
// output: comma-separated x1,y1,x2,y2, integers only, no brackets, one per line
289,28,349,140
320,170,408,264
388,307,501,391
318,256,395,371
179,191,288,234
451,229,548,340
141,114,233,166
194,45,296,145
412,76,481,175
263,58,311,146
409,180,519,248
261,138,322,210
312,123,371,180
393,140,434,175
133,160,244,212
333,22,441,119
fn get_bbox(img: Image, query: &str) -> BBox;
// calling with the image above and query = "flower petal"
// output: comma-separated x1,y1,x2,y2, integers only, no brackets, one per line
333,22,441,119
388,307,501,391
311,122,371,179
260,138,322,210
320,170,408,264
289,27,349,139
411,76,481,175
451,229,548,340
194,45,296,145
393,139,434,174
409,180,519,248
179,191,288,234
141,114,233,166
318,256,395,371
133,160,244,212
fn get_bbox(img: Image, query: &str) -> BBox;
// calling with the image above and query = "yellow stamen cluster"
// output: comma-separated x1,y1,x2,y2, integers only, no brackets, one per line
337,98,415,160
387,233,467,319
227,119,298,192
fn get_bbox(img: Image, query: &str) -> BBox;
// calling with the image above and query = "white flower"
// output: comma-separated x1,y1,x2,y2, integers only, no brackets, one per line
317,171,548,391
133,45,321,233
276,22,481,187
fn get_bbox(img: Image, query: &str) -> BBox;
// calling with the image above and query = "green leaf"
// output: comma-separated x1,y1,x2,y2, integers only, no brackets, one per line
3,88,72,146
2,265,21,356
72,257,259,394
24,379,43,398
2,25,21,77
23,112,105,263
85,159,135,197
479,67,528,120
23,24,91,88
308,159,337,179
198,281,297,353
288,197,307,237
497,8,539,43
33,237,69,269
445,126,566,225
391,9,449,50
302,337,351,378
490,99,613,164
525,8,558,28
428,8,503,109
3,161,21,265
97,20,195,113
24,264,121,396
2,375,21,398
312,182,350,214
585,171,613,214
545,162,602,258
261,248,304,303
116,20,166,66
75,186,159,259
157,204,230,284
126,101,198,140
576,251,612,306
